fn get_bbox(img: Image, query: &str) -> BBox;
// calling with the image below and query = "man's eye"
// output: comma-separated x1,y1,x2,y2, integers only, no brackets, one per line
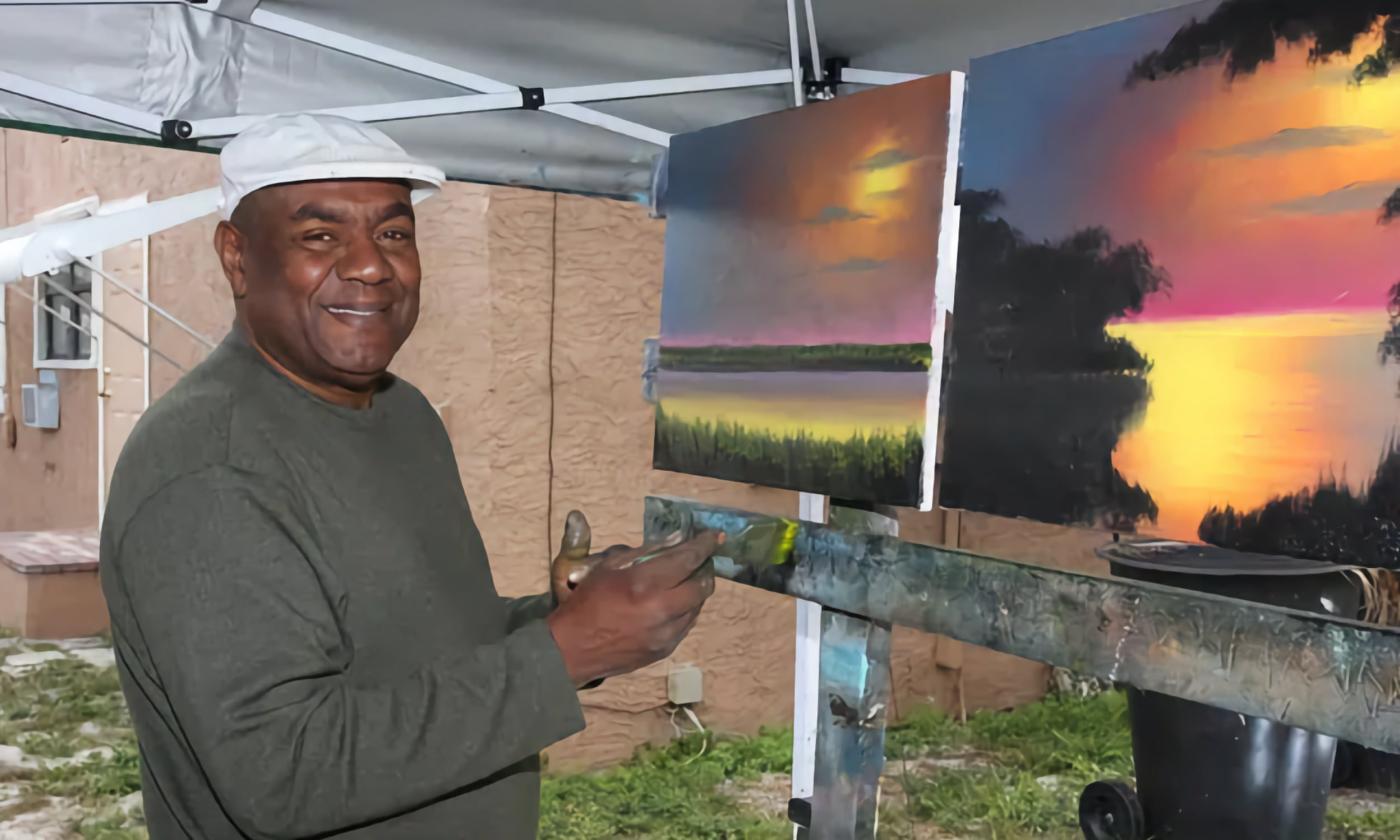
303,232,334,242
382,230,414,242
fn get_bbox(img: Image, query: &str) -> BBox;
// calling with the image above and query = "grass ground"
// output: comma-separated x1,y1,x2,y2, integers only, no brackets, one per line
652,408,924,504
2,634,1398,839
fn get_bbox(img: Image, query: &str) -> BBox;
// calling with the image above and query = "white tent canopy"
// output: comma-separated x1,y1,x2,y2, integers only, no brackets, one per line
1,0,1189,202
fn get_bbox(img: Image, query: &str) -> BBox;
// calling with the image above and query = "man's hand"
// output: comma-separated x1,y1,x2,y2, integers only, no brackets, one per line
546,530,723,687
550,510,687,605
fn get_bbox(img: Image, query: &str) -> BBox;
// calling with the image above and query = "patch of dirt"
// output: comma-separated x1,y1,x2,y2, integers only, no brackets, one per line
0,796,80,840
1331,788,1400,816
718,754,994,839
719,772,789,819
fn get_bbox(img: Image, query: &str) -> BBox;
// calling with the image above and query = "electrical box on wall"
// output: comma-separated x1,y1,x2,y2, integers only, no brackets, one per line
21,370,59,430
667,664,703,706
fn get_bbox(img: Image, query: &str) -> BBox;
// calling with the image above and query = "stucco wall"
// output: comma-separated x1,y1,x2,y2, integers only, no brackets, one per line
0,130,1112,771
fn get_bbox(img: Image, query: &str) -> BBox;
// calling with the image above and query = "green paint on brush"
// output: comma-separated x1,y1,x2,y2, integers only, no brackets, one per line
631,514,798,570
723,519,799,568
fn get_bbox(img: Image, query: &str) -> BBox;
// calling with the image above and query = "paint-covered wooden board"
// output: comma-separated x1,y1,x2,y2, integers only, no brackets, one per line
651,72,965,510
644,496,1400,753
939,0,1400,566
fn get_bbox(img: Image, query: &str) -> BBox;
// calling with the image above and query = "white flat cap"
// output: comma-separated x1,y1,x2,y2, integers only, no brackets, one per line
218,113,446,220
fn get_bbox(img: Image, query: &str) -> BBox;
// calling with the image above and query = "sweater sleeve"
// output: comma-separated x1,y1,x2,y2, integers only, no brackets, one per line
501,592,556,632
110,467,586,840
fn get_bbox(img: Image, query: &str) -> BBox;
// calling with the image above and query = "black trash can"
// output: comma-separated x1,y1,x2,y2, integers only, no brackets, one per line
1080,540,1361,840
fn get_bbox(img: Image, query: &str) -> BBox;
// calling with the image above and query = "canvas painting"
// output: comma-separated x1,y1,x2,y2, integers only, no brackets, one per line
652,73,964,508
940,0,1400,566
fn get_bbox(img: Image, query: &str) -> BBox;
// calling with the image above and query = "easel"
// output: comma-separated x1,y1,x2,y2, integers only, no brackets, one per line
642,495,1400,840
789,495,899,839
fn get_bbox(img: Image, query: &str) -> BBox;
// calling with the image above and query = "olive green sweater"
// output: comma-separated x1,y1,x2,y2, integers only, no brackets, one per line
99,328,585,839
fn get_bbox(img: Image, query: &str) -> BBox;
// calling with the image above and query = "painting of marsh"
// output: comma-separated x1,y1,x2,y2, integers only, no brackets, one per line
653,74,962,507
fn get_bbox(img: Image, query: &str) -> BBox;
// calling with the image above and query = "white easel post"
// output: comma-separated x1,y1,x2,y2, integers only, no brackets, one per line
791,491,827,838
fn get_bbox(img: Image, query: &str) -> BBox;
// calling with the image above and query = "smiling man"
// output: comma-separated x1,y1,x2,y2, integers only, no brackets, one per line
98,114,719,839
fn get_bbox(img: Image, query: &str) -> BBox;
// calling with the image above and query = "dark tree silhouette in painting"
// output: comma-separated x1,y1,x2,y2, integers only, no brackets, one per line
940,190,1167,530
1383,187,1400,223
1198,441,1400,568
1127,1,1400,86
1130,1,1400,224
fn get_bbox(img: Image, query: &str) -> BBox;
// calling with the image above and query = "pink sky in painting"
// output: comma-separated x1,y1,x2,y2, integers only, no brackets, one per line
966,10,1400,325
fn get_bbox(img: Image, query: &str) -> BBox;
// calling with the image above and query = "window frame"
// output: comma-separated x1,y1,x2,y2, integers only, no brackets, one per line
33,254,102,371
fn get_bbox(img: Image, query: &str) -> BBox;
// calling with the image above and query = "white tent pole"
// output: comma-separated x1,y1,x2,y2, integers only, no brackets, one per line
189,92,525,138
841,68,924,86
785,0,804,106
0,69,163,135
804,0,823,82
184,70,794,140
72,254,216,350
547,104,669,148
0,0,185,4
199,5,674,147
547,70,793,104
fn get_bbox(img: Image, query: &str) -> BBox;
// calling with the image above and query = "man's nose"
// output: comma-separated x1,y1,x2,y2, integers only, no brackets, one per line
336,233,393,285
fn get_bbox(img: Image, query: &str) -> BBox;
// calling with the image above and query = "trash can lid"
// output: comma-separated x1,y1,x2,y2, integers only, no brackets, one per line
1097,539,1363,576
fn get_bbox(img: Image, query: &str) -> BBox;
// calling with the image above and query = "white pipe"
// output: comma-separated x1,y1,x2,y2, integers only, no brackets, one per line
73,255,215,350
841,68,924,86
0,187,221,284
230,7,671,147
142,235,151,411
0,69,163,135
804,0,823,81
0,288,6,415
785,0,804,106
96,253,106,526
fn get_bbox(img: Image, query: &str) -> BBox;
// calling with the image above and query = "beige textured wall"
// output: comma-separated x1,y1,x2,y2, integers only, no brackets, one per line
0,130,1113,771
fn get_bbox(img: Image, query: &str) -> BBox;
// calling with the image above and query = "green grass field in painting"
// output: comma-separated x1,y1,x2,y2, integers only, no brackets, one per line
658,343,933,372
653,407,924,503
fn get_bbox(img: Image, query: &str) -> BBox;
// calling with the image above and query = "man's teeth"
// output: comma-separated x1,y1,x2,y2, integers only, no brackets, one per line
328,306,382,316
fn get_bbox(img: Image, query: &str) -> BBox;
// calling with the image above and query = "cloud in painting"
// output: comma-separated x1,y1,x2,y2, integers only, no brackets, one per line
823,257,890,273
806,205,875,224
855,148,919,171
867,189,906,201
1271,179,1400,217
1205,125,1389,158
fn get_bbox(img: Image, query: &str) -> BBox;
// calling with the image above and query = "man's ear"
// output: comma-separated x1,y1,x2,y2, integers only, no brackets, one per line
214,220,248,300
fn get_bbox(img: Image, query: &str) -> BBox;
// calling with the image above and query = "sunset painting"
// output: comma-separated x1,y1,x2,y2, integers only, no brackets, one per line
939,0,1400,567
653,73,964,508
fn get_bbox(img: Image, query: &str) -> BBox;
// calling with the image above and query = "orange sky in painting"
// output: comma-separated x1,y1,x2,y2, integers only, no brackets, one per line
660,75,952,347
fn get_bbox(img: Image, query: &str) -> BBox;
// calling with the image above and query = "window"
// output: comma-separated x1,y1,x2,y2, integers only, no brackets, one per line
34,258,98,369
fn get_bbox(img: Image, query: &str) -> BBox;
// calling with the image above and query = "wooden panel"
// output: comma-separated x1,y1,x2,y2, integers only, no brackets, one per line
957,510,1113,578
